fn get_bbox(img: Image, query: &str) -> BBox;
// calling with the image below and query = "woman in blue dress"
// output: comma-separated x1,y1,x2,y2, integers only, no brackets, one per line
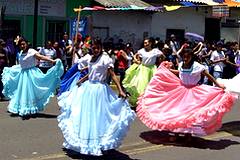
57,39,136,156
58,53,90,96
2,38,64,120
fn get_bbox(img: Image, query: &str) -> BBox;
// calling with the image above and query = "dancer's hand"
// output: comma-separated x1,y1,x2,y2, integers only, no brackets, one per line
218,83,225,90
221,58,227,62
76,81,81,87
162,61,173,69
76,78,85,87
52,59,57,64
132,59,140,64
76,80,82,87
119,91,127,99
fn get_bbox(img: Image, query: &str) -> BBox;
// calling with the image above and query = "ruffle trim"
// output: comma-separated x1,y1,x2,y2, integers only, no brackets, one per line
123,64,156,106
4,59,63,116
1,67,15,98
8,90,56,116
57,101,136,156
137,92,237,135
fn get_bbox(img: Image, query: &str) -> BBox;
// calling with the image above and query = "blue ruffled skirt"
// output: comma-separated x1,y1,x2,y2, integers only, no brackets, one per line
2,59,64,116
58,63,88,96
57,80,136,156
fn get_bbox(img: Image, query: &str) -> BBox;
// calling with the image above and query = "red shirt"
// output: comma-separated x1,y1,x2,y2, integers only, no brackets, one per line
117,50,128,69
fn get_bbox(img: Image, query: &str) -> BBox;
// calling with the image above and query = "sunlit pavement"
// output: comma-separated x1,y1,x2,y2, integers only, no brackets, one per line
0,93,240,160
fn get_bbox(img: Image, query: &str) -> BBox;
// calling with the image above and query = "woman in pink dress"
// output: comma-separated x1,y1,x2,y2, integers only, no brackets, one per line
137,48,237,140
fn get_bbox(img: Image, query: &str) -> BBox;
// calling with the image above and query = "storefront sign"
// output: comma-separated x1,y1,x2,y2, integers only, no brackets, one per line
0,0,34,15
0,0,65,17
39,0,66,17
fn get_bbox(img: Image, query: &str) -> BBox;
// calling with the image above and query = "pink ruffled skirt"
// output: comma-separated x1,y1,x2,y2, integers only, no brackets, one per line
137,63,237,136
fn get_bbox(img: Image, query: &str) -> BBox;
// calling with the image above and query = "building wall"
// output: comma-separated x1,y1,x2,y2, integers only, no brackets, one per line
151,7,208,41
92,7,211,50
92,10,152,50
220,7,240,42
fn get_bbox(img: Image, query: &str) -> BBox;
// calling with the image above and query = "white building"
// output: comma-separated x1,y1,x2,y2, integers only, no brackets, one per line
91,5,240,49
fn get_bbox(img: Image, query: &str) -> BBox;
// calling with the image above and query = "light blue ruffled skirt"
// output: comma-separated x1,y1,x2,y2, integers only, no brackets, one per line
57,80,136,156
2,59,64,116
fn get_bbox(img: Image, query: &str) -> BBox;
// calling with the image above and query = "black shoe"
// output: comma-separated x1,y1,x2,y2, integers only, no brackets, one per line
21,115,30,120
0,97,9,101
10,113,19,117
31,114,38,118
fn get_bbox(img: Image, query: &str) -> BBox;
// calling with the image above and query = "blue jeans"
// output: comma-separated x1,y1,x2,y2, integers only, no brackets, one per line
213,71,223,79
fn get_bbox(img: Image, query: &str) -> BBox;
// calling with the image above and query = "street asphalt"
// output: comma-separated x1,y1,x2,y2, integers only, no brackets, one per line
0,94,240,160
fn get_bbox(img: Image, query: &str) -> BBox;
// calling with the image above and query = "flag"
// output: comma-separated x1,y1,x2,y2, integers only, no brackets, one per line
70,17,88,40
212,6,229,17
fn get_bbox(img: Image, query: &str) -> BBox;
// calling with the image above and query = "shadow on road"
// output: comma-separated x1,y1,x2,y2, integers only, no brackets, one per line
8,112,58,119
64,149,140,160
220,121,240,137
32,113,58,119
139,130,240,150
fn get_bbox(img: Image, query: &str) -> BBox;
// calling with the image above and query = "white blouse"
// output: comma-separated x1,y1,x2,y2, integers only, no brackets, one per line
77,53,91,70
138,48,163,66
88,54,113,83
179,61,206,86
19,48,38,69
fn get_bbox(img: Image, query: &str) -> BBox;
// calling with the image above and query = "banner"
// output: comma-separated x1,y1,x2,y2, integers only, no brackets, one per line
70,17,88,40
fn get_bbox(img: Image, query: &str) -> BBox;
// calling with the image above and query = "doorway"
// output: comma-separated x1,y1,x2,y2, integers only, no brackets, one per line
0,20,21,40
166,29,185,44
205,18,221,43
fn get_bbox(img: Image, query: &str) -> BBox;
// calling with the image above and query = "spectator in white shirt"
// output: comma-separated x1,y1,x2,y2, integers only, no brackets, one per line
210,42,226,79
38,41,56,73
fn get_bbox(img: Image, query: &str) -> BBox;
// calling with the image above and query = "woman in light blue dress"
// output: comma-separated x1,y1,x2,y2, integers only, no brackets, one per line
2,38,64,119
57,39,136,156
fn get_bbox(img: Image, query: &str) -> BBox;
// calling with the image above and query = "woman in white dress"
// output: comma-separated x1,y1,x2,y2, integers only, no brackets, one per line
57,39,136,156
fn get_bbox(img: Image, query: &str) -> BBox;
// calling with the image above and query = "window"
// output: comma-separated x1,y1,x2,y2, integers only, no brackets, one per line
46,20,66,42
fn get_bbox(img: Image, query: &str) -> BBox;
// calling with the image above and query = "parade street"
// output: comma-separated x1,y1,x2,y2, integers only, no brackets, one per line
0,96,240,160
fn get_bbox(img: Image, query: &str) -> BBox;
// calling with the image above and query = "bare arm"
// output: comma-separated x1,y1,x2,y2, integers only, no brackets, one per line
108,68,126,98
176,43,189,57
225,55,239,67
211,58,226,64
226,59,240,67
156,54,166,66
76,74,89,87
0,53,5,57
202,70,225,89
176,45,185,57
119,50,128,61
35,52,56,63
202,50,213,58
169,68,179,75
193,42,203,55
80,66,88,72
133,53,141,64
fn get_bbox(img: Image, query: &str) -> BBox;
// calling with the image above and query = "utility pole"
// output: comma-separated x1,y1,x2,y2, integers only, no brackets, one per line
33,0,38,48
0,6,6,35
72,6,82,64
73,6,82,45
